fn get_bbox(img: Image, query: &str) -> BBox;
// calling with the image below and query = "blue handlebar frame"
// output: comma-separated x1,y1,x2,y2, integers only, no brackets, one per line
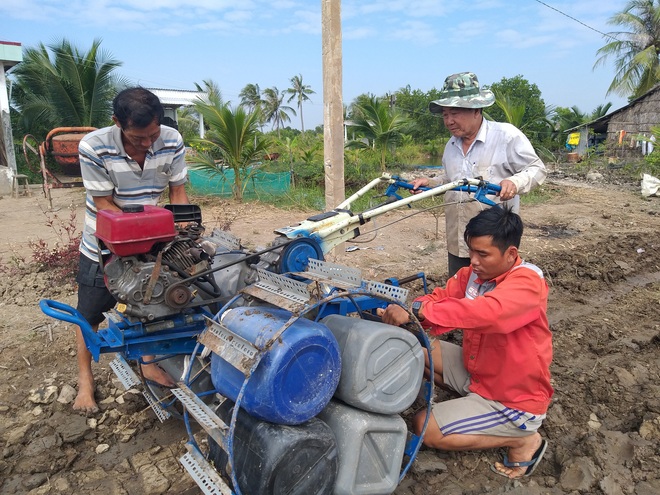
385,176,502,207
39,299,104,360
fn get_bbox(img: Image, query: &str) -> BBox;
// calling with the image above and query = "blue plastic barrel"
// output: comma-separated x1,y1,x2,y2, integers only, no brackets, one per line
210,306,341,425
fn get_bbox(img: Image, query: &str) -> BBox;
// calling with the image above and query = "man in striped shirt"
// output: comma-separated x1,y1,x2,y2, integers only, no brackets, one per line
75,87,189,414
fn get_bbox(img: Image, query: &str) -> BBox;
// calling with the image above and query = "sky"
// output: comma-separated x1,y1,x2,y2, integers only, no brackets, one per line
1,0,631,131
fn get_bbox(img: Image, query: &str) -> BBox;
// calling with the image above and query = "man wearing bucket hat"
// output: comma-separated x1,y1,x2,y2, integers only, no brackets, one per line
411,72,546,277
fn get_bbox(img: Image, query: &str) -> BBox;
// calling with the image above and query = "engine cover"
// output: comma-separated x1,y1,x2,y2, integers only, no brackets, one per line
96,205,177,256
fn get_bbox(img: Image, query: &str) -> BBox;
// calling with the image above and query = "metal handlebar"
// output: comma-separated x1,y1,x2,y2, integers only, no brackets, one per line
386,175,502,206
39,299,104,360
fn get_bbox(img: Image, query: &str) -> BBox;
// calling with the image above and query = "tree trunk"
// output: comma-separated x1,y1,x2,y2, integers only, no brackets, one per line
233,165,243,202
300,102,305,132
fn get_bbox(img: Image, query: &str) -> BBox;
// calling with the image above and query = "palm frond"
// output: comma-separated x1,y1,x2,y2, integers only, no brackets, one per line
11,38,121,137
594,0,660,97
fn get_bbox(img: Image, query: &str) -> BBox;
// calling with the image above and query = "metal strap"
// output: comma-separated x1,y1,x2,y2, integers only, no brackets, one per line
142,391,171,422
180,447,233,495
240,284,307,312
200,318,258,374
254,268,311,303
303,258,362,288
171,384,228,447
209,229,241,251
240,267,315,312
109,354,141,390
364,280,410,304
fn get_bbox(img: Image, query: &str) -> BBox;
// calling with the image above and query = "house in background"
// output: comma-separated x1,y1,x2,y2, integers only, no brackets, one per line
567,85,660,158
0,40,23,196
1,41,22,172
146,88,208,138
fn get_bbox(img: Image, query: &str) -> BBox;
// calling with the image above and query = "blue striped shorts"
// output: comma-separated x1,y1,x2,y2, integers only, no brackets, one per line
434,341,544,437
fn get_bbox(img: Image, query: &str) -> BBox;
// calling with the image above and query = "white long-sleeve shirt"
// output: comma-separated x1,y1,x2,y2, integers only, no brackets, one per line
435,118,546,257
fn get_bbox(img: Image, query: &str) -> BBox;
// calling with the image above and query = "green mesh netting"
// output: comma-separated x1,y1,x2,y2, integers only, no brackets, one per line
188,169,291,198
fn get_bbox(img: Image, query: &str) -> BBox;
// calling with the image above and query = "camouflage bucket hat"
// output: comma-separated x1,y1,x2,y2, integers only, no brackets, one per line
429,72,495,112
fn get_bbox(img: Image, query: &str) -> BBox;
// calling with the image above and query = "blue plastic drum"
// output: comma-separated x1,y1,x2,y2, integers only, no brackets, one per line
210,306,342,425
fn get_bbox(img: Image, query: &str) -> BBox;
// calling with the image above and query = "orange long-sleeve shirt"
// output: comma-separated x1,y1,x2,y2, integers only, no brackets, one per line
418,258,553,415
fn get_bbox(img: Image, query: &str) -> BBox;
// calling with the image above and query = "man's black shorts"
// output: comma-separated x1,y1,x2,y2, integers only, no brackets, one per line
75,254,117,326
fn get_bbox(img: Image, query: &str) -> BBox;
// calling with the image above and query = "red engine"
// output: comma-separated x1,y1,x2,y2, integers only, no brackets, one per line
95,205,177,256
94,205,212,321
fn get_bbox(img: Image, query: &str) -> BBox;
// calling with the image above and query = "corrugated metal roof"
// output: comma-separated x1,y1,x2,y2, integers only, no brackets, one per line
146,88,208,107
566,84,660,133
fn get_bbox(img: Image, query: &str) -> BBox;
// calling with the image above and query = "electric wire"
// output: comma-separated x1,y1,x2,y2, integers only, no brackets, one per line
533,0,620,43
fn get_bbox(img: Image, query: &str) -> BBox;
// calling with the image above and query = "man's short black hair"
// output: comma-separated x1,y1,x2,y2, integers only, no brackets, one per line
113,87,164,129
464,206,523,253
161,116,178,130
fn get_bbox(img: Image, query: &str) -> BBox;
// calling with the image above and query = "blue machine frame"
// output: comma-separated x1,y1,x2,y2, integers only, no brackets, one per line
39,175,502,495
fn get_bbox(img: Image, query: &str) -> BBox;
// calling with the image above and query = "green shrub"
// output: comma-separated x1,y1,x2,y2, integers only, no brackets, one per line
28,208,81,284
641,151,660,177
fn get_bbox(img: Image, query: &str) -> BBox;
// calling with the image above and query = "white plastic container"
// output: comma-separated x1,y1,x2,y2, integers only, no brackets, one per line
317,399,407,495
321,314,424,414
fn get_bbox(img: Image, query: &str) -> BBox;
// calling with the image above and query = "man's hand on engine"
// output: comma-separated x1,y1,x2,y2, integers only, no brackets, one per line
379,305,411,326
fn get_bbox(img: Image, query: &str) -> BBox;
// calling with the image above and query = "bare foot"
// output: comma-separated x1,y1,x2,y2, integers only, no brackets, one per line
141,362,176,388
492,433,544,479
73,374,99,414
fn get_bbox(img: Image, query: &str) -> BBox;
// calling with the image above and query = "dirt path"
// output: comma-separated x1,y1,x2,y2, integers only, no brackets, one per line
0,170,659,494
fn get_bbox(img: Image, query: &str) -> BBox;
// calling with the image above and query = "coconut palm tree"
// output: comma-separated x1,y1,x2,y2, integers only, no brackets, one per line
346,96,411,172
489,88,556,161
176,105,200,145
591,102,613,119
285,74,315,132
556,105,590,131
239,83,262,112
490,89,527,129
10,38,124,139
175,79,222,144
262,87,296,138
188,101,270,202
553,103,612,134
491,88,555,133
239,83,267,131
195,79,223,106
595,0,660,98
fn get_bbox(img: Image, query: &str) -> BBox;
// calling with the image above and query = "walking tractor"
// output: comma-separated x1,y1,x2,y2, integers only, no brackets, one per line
40,174,501,495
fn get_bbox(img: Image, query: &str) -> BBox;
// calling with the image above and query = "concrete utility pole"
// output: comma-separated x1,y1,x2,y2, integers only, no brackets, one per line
322,0,345,211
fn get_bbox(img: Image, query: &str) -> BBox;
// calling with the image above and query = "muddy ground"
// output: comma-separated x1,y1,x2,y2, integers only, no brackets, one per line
0,165,659,495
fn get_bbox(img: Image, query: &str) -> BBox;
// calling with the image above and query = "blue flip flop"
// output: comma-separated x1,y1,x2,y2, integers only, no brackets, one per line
490,439,548,478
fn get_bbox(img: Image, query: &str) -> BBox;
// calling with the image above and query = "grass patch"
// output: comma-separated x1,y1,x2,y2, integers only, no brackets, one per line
259,186,326,211
521,184,559,206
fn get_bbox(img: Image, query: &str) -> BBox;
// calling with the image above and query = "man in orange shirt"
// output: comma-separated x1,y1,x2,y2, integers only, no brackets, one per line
381,206,553,479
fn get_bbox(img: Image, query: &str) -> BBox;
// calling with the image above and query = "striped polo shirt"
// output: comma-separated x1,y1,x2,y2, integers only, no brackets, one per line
78,124,187,261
